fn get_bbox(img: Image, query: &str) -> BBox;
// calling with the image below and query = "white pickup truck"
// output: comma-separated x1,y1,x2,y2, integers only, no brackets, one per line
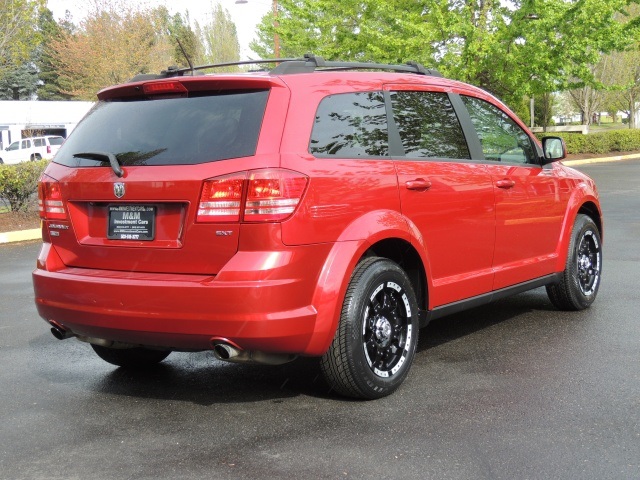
0,136,65,165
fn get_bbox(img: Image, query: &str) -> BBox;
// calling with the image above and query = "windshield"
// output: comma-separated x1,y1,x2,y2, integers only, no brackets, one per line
54,90,269,167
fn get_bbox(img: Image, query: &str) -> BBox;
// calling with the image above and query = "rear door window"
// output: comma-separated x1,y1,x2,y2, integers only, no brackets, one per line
309,92,389,157
54,90,269,167
390,91,470,160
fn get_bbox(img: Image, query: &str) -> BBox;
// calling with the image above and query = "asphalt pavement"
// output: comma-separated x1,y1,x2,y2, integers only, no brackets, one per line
0,160,638,479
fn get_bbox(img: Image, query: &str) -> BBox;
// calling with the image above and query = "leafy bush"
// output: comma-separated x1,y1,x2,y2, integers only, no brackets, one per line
536,129,640,155
0,159,49,212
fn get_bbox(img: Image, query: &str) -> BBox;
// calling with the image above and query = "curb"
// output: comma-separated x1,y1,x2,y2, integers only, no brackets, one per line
0,228,41,245
562,152,640,166
1,153,638,246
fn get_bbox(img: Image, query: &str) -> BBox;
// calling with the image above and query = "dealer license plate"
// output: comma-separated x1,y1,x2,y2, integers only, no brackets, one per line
108,205,156,241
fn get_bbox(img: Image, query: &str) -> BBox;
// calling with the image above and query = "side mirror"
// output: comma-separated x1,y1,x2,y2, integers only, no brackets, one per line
542,136,567,164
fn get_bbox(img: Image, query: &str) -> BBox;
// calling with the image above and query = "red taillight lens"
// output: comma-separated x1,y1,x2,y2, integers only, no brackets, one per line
244,169,308,222
38,176,67,220
197,173,246,223
47,145,51,154
197,169,308,223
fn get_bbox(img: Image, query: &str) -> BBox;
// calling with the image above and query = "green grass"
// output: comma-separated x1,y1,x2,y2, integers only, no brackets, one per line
590,124,630,132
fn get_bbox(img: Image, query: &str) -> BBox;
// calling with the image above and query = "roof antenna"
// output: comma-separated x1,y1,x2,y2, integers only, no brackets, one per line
176,37,194,76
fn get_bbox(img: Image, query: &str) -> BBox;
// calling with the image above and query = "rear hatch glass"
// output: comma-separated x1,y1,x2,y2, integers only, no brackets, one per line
45,87,270,275
54,90,269,167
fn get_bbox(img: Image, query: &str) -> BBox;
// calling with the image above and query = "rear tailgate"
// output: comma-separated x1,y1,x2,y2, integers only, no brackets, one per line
40,75,289,275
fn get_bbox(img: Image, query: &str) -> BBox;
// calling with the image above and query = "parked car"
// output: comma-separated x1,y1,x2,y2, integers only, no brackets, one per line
0,135,64,165
32,56,602,399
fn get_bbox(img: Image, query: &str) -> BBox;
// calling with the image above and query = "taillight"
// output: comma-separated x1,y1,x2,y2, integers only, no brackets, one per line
197,173,246,222
197,169,308,223
38,175,67,220
47,145,51,154
244,169,308,222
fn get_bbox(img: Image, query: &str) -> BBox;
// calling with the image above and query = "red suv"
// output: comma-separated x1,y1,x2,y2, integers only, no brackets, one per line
33,56,602,399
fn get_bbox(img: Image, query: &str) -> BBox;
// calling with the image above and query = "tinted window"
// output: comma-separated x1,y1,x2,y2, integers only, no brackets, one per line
21,140,31,149
7,142,19,151
462,96,536,164
48,137,64,146
391,91,470,159
34,138,45,147
54,90,269,167
310,92,388,157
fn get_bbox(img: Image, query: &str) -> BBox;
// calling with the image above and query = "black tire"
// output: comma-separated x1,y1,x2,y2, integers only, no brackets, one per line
546,214,602,311
91,344,171,368
321,257,419,399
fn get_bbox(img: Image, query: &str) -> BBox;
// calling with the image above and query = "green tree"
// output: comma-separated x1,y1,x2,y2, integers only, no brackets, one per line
50,0,174,99
35,8,74,100
534,92,556,131
0,62,38,99
0,0,45,79
605,5,640,128
613,53,640,128
251,0,640,109
195,2,240,69
152,7,201,68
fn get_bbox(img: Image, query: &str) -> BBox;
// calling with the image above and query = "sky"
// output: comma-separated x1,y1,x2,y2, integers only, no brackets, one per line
46,0,272,60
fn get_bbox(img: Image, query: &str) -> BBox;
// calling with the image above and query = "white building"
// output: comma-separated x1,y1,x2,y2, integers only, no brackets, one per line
0,101,93,150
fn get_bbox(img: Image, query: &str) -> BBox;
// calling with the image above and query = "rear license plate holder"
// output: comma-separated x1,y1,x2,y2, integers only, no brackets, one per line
108,205,155,241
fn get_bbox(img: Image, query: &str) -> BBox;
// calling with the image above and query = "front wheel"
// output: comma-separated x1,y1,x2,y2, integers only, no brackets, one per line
546,214,602,310
91,344,171,368
321,257,420,399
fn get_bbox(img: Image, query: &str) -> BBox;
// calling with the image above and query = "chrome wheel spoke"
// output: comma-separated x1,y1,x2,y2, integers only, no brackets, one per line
363,282,410,376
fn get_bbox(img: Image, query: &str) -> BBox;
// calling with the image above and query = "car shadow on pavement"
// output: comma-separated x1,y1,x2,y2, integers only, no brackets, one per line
33,289,560,404
417,288,558,353
91,354,336,405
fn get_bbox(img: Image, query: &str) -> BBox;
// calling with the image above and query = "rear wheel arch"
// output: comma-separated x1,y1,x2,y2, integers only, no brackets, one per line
363,238,428,313
305,235,430,356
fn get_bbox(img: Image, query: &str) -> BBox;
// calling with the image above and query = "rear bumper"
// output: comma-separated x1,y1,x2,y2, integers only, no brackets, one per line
33,242,334,354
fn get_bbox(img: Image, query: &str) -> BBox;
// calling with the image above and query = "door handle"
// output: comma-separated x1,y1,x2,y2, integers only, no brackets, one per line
405,178,432,191
495,179,516,189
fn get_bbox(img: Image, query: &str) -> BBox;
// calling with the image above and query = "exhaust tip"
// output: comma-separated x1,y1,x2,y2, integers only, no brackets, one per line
49,321,73,340
213,343,236,360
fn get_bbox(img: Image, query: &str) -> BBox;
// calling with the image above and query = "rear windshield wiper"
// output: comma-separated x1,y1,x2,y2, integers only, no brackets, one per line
73,152,124,177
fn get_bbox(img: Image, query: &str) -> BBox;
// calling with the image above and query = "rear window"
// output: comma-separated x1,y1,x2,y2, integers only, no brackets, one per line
54,90,269,167
48,137,64,146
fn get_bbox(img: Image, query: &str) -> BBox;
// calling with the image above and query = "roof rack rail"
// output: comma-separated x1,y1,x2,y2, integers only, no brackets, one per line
128,54,441,83
271,54,442,77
